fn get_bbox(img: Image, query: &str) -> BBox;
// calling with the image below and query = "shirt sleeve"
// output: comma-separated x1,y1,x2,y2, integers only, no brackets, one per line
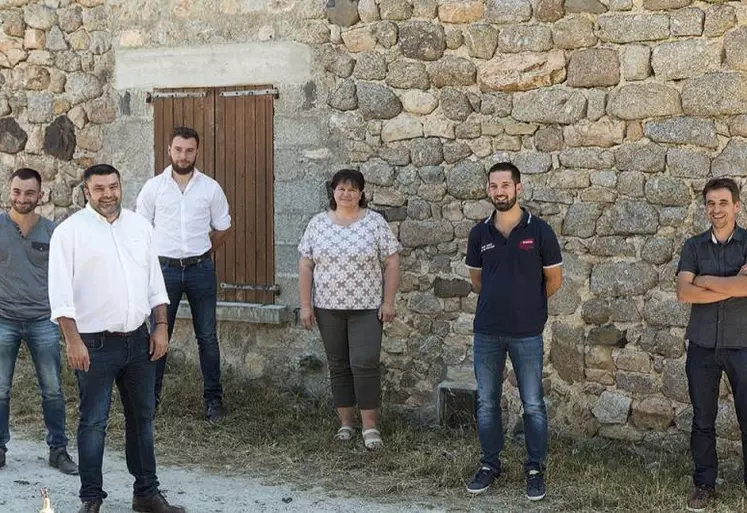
298,217,315,259
48,225,77,323
376,214,401,260
465,226,482,269
146,225,170,309
135,179,156,225
677,239,698,275
540,223,563,268
209,183,231,231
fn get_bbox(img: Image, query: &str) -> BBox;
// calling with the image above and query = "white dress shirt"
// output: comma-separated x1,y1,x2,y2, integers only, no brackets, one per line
48,204,170,333
135,167,231,259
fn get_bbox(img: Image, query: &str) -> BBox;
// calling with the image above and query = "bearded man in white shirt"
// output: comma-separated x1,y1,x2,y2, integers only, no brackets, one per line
49,164,185,513
136,126,231,423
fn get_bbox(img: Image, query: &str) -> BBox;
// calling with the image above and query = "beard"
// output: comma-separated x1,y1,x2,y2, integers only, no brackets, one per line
491,195,517,212
11,201,37,215
91,198,121,219
171,160,196,175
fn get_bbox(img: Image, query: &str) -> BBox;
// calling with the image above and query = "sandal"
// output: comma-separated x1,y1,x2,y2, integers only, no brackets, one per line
334,426,354,441
362,428,384,450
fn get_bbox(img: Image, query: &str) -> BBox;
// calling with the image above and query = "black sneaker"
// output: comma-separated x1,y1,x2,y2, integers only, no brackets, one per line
466,465,498,495
205,399,225,424
49,448,79,475
0,448,5,468
526,469,546,501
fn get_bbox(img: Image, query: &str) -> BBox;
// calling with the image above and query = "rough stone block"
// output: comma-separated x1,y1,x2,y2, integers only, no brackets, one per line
399,21,446,61
596,201,659,235
550,322,586,384
644,117,718,149
615,142,666,173
560,148,614,169
552,15,596,49
564,118,624,148
567,49,620,88
725,27,747,72
427,56,476,88
381,115,423,142
464,23,498,60
400,219,454,247
445,160,485,199
598,13,670,43
353,52,387,80
632,397,674,431
562,202,603,237
512,88,586,124
0,117,27,154
662,359,688,403
357,82,402,120
682,72,747,117
342,26,377,53
498,24,552,53
437,1,483,23
43,115,75,161
643,0,691,10
483,0,531,23
643,296,690,327
608,83,680,120
410,137,443,167
667,148,711,178
592,391,631,424
712,139,747,178
589,236,635,257
434,277,472,298
379,0,413,20
535,0,564,21
566,0,607,14
703,4,736,38
617,372,659,395
591,262,658,296
477,50,566,92
670,7,703,36
651,39,722,81
386,59,430,90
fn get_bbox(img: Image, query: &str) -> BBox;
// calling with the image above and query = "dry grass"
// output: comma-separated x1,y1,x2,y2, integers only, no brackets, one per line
8,345,747,512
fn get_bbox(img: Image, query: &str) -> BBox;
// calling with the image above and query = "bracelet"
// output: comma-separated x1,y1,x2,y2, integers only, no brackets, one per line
155,321,168,326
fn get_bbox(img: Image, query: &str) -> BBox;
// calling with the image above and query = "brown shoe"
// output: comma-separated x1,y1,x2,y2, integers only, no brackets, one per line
132,492,185,513
78,501,101,513
686,484,714,512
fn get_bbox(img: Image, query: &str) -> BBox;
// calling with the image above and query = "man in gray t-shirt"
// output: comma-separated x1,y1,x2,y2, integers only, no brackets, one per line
0,168,77,475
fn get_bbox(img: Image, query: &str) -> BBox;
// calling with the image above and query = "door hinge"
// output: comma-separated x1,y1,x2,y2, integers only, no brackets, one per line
146,91,207,103
219,88,279,99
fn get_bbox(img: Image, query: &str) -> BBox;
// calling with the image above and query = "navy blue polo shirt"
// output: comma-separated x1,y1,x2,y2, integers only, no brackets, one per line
465,208,562,337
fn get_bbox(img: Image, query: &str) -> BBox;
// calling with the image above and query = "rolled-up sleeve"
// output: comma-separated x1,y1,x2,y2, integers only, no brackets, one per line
48,225,77,323
147,230,170,309
210,184,231,231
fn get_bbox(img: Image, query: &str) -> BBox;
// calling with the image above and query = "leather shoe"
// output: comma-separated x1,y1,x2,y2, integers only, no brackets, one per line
49,447,79,475
132,492,185,513
0,448,5,468
78,501,101,513
205,399,225,424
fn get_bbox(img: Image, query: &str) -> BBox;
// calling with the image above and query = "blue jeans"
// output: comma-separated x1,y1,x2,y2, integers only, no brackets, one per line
473,333,547,474
157,258,222,403
77,325,159,502
686,343,747,487
0,317,67,452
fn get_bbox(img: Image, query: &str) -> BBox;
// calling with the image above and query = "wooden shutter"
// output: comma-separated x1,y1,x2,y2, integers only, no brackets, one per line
150,86,276,304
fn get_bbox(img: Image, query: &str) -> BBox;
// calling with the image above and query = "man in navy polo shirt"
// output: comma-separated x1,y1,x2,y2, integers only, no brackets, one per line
464,162,562,501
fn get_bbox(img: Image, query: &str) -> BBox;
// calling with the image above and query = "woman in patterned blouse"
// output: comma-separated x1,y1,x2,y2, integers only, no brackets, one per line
298,169,401,450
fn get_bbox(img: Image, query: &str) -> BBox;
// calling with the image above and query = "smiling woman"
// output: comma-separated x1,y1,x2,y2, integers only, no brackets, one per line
298,168,401,451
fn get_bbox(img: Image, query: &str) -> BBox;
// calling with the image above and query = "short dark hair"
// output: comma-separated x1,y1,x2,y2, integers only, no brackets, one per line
84,164,120,182
170,126,200,148
10,168,42,187
328,168,367,210
703,178,740,203
487,162,521,183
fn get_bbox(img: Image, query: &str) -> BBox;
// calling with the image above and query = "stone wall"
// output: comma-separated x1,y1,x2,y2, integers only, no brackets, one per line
318,0,747,449
0,0,114,216
5,0,747,448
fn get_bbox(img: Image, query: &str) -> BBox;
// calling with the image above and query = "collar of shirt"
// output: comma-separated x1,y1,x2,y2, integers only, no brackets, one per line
710,225,742,245
163,165,203,191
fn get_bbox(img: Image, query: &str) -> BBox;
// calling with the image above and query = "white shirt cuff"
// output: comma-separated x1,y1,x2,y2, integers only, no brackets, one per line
50,307,77,324
149,294,171,310
211,220,231,232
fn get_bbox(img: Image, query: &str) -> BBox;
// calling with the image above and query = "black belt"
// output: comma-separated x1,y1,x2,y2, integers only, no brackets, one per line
83,324,146,338
159,251,211,268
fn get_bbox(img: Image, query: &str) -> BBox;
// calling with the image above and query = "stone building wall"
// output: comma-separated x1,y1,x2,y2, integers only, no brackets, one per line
4,0,747,448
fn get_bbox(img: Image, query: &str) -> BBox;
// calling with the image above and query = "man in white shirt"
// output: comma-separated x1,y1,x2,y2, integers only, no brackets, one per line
136,126,231,423
49,164,185,513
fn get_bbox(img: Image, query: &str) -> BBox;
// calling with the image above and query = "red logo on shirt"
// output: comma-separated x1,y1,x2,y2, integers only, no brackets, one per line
519,238,535,251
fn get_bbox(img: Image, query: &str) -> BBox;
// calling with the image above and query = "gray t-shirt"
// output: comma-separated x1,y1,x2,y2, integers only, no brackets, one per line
0,212,55,320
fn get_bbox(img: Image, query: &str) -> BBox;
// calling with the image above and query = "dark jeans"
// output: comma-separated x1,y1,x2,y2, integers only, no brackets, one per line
0,317,67,452
473,333,547,474
314,308,382,410
157,258,222,404
77,325,159,502
686,343,747,488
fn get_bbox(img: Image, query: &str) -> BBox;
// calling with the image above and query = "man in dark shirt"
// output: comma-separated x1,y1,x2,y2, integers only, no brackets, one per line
677,177,747,513
464,162,562,501
0,168,77,474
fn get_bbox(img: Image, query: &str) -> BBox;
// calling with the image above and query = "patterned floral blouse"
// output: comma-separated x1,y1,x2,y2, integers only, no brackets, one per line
298,210,401,310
